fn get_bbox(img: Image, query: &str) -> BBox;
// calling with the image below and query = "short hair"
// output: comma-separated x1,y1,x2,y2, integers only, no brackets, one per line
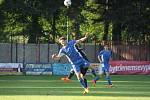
59,36,66,40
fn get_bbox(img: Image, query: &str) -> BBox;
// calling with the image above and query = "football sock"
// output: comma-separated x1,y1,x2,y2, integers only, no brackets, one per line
105,76,112,85
94,76,100,81
84,78,88,88
79,78,87,88
91,69,97,77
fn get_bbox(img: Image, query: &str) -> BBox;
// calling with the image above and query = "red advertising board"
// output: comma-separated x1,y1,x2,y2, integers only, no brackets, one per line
109,61,150,75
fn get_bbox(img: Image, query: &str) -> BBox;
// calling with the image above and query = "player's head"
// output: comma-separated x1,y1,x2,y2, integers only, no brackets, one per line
99,40,107,46
58,36,67,46
104,44,109,50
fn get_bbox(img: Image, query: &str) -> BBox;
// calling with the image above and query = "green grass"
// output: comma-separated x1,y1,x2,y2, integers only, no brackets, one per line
0,75,150,100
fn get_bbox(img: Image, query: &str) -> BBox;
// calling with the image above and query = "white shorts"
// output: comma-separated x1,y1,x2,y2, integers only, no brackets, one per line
98,64,104,74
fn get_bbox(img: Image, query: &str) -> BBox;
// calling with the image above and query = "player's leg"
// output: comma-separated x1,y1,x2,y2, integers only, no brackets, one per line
75,72,88,93
81,67,88,88
73,65,88,91
104,67,113,87
88,66,97,77
91,65,102,86
91,75,99,86
85,62,97,78
105,72,113,87
78,49,93,85
68,69,75,79
80,67,89,95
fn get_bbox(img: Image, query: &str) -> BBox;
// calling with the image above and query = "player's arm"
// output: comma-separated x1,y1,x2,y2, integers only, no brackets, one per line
52,49,64,60
98,55,103,63
52,53,61,60
98,51,104,63
76,32,89,44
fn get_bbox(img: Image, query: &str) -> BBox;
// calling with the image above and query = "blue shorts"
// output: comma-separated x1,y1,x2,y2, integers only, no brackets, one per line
102,67,109,72
72,61,90,75
99,63,110,74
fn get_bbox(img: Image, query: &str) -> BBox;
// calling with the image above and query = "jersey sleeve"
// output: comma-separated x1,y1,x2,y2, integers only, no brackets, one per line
68,40,76,46
110,50,112,57
98,50,104,56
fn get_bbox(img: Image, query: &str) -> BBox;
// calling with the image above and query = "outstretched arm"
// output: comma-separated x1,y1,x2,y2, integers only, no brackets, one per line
98,55,103,63
76,32,89,44
52,53,61,60
52,49,65,60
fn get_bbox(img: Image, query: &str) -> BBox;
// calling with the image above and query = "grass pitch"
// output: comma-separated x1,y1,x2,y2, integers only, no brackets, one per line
0,75,150,100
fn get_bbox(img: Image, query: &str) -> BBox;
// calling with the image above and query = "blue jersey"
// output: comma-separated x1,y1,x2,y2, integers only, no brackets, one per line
58,40,90,68
98,50,112,69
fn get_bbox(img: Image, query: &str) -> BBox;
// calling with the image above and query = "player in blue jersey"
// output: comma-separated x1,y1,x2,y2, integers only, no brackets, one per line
61,45,98,83
52,33,90,94
92,44,113,87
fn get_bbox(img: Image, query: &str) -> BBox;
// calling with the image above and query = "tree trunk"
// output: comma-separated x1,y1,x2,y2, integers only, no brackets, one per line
103,20,109,41
112,21,122,44
28,14,41,43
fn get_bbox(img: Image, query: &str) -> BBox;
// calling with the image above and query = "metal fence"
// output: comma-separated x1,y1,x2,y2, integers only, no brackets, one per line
0,42,150,64
110,44,150,61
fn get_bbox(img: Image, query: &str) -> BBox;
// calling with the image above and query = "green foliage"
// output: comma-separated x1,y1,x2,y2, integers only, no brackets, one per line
80,1,105,42
0,0,149,43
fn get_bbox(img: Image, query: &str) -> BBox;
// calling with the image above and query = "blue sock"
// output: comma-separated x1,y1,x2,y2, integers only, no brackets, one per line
79,78,87,88
84,78,88,88
91,69,97,77
105,76,112,85
94,76,100,81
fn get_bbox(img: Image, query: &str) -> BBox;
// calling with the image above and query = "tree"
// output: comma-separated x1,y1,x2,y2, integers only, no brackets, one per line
0,0,149,44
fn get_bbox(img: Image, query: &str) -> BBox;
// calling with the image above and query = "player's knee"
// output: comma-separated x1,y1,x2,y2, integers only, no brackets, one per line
105,72,110,76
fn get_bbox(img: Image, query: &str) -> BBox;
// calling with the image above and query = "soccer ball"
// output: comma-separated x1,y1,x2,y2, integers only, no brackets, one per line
64,0,71,7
